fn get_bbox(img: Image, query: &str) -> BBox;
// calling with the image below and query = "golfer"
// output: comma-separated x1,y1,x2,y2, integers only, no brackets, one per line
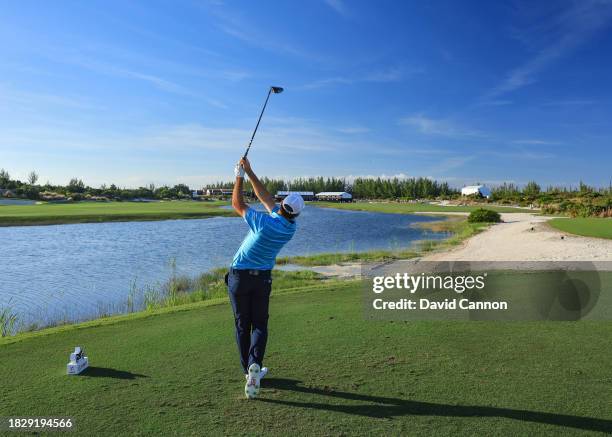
228,157,304,398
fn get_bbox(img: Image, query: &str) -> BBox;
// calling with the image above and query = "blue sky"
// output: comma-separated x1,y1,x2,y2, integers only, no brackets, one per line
1,0,611,188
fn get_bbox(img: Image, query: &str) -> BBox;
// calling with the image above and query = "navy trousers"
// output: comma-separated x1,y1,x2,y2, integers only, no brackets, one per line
226,268,272,374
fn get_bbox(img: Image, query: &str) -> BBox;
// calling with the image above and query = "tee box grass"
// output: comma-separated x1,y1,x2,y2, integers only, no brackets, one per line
1,281,611,435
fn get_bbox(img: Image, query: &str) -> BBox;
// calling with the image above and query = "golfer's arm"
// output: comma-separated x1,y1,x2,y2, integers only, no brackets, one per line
232,176,248,217
246,170,275,213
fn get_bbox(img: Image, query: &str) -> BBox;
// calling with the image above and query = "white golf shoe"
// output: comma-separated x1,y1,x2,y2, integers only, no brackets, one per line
245,367,268,381
244,363,261,399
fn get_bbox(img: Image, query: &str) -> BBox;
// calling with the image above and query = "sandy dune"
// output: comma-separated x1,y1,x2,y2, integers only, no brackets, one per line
424,213,612,262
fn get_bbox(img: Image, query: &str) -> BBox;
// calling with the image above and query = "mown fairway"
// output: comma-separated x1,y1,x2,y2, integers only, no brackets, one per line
2,282,611,435
549,218,612,239
314,201,533,214
0,200,532,227
0,201,232,226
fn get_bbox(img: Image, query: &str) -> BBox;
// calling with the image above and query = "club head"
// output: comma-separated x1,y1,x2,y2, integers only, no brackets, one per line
270,86,284,94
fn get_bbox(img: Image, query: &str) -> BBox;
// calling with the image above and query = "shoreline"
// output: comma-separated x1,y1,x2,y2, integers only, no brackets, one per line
0,201,234,227
3,210,610,338
1,217,466,338
0,212,233,227
0,280,357,346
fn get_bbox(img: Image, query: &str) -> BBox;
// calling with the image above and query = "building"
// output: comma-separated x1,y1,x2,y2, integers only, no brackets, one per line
315,191,353,202
191,190,205,199
205,188,233,196
0,189,15,198
204,188,252,198
461,185,492,199
275,191,315,201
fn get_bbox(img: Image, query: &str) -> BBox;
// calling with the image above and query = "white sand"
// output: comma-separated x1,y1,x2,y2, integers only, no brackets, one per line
424,213,612,262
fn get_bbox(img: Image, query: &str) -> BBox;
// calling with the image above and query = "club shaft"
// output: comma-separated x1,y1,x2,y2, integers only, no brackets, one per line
243,88,273,159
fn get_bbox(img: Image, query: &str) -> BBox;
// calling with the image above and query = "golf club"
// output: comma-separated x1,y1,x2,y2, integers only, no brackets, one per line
243,86,283,159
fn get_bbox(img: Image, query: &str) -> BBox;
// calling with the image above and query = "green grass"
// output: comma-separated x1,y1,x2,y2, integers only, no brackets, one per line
1,282,611,435
548,218,612,239
314,201,532,214
0,200,233,226
277,249,420,266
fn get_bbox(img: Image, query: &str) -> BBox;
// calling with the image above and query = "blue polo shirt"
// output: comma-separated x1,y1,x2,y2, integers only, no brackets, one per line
231,206,296,270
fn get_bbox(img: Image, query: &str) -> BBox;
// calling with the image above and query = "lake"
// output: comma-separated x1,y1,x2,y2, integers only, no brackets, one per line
0,206,448,328
0,199,37,205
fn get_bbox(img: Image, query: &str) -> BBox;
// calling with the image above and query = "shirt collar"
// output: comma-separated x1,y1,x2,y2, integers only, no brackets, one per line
272,206,294,227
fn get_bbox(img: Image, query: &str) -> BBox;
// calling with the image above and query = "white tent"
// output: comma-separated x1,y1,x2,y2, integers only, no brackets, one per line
315,191,353,201
276,191,314,197
461,185,491,198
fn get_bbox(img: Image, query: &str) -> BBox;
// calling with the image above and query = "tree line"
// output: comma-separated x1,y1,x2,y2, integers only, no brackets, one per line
0,169,192,201
206,176,456,199
1,168,610,215
490,181,612,217
206,177,346,195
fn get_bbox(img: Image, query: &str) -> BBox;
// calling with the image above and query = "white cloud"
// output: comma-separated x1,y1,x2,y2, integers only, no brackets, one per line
208,7,326,62
485,0,612,99
118,68,187,94
301,67,418,90
56,54,194,96
324,0,349,17
335,126,370,134
511,139,561,145
300,77,352,89
541,99,597,106
205,98,228,110
480,100,513,107
0,85,106,111
0,119,352,186
488,150,555,160
364,68,407,82
399,114,485,137
427,156,475,174
0,116,369,161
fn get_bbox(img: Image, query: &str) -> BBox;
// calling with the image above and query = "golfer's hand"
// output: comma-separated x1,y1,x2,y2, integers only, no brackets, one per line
234,162,245,178
240,157,252,174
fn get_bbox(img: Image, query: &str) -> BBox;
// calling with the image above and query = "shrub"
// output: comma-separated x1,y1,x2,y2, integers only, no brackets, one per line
542,204,561,215
1,303,19,337
468,208,501,223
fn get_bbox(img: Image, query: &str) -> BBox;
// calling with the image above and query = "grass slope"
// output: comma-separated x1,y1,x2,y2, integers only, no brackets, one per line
2,282,611,435
314,201,532,214
0,201,232,226
549,218,612,239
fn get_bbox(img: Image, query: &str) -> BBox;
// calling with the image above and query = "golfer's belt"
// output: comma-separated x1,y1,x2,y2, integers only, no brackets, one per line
231,268,271,277
246,269,270,276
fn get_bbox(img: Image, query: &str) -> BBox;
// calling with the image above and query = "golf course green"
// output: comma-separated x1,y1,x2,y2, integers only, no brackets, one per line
549,218,612,239
315,201,533,214
2,281,610,435
0,201,232,226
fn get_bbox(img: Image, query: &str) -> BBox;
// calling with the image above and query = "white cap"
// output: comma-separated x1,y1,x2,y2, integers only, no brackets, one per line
281,193,305,216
